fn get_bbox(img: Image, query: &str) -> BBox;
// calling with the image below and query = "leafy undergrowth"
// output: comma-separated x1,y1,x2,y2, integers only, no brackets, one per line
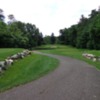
0,49,58,92
36,45,100,70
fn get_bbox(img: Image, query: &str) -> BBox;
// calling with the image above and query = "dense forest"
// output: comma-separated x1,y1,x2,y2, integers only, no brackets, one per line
58,7,100,50
0,9,44,49
0,7,100,50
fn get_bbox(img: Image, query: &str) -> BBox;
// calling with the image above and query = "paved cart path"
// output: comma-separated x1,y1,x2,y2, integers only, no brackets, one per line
0,51,100,100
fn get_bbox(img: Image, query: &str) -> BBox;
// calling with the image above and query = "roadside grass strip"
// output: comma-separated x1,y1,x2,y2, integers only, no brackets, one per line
37,45,100,70
0,52,58,92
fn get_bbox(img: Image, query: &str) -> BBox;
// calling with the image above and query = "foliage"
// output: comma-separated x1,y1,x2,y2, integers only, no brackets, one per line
58,8,100,50
0,9,44,49
0,9,5,21
50,33,56,44
44,33,57,45
44,35,51,44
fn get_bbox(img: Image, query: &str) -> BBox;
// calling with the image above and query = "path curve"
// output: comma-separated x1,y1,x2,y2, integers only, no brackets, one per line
0,51,100,100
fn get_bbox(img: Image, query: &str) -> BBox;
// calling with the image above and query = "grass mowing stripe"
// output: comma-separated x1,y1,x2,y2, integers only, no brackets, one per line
0,53,59,92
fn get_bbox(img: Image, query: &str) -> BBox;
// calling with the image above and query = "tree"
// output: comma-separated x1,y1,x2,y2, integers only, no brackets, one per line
89,9,98,18
58,7,100,50
59,28,70,45
76,31,89,48
59,29,66,44
37,33,44,45
50,33,56,44
8,14,16,24
0,9,5,21
0,8,44,48
44,35,51,44
68,25,77,47
87,28,100,49
0,21,8,47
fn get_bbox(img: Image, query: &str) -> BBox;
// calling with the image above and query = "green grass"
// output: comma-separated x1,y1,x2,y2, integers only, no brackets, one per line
0,49,58,92
36,45,100,70
0,48,23,60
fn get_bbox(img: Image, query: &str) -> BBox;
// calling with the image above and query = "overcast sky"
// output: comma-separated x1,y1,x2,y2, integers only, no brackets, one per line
0,0,99,36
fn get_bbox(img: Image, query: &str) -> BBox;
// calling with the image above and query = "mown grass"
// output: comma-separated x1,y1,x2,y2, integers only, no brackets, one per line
0,49,58,92
36,45,100,70
0,48,23,60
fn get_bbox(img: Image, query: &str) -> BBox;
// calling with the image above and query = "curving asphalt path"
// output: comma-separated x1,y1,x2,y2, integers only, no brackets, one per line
0,51,100,100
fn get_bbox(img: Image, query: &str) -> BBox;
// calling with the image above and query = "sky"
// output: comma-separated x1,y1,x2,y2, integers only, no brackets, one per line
0,0,99,36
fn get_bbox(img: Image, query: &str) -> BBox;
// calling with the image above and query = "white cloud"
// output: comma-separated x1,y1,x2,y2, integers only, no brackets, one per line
0,0,99,36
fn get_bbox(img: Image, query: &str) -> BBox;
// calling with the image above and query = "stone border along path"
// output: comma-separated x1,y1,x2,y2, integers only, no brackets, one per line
0,51,100,100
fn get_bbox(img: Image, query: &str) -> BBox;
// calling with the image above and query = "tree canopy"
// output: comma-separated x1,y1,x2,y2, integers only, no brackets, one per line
0,9,44,49
58,7,100,50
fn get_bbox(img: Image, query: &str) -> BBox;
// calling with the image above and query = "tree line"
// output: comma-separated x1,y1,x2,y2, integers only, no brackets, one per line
0,9,44,49
58,7,100,50
1,7,100,50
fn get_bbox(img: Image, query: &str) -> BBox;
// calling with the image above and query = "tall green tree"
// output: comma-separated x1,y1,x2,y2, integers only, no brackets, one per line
44,35,51,44
0,9,5,21
58,7,100,50
50,33,56,44
8,14,16,24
